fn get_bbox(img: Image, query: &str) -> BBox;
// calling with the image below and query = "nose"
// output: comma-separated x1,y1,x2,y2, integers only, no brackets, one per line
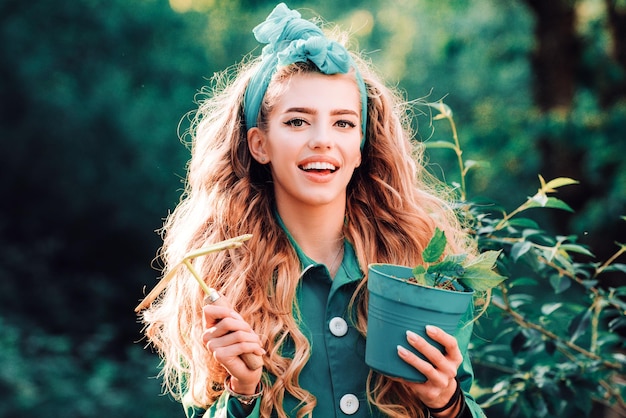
308,123,333,149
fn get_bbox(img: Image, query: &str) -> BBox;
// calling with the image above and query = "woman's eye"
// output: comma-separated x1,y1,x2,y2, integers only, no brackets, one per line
284,118,307,127
336,120,356,129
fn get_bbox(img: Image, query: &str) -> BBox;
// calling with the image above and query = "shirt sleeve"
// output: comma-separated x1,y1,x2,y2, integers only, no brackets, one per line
183,391,262,418
455,306,487,418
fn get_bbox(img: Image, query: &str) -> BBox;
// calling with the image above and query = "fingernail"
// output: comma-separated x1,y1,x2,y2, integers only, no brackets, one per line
406,330,419,342
231,311,243,320
397,345,409,356
426,325,438,335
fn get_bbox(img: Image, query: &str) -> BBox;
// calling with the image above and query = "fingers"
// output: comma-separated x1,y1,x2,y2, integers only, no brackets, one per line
202,324,264,356
201,304,265,369
203,305,250,334
202,304,236,329
397,326,462,385
205,331,264,363
424,325,463,369
395,325,465,409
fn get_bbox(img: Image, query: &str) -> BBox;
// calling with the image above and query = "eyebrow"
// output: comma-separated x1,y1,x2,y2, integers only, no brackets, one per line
284,107,359,117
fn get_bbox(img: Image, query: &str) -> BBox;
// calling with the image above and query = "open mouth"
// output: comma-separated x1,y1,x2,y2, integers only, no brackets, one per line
299,162,338,173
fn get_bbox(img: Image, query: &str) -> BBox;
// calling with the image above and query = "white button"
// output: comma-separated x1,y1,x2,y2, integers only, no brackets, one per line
340,393,359,415
329,317,348,337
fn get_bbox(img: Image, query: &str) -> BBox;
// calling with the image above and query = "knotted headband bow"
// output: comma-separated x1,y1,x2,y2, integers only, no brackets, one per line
244,3,368,147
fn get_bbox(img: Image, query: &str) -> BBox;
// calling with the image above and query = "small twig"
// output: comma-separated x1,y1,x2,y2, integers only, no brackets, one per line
590,297,603,354
491,296,622,371
493,199,535,232
599,379,626,410
446,113,466,201
471,358,518,375
595,244,626,277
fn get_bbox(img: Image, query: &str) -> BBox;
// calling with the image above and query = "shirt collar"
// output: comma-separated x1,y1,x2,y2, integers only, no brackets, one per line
274,209,363,282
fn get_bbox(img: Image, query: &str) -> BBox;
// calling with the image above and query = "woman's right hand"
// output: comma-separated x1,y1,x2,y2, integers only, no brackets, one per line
202,303,265,394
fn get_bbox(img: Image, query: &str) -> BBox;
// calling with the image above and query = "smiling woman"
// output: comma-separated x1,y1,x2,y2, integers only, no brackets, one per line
138,3,486,418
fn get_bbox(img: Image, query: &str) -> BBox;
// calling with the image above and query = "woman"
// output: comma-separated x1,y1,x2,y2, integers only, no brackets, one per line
141,3,486,417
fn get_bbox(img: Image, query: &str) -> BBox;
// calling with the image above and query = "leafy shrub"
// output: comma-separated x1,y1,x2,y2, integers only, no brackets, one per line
0,317,180,417
424,102,626,417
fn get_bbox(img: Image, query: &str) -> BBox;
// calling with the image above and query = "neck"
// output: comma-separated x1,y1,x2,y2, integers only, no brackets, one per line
276,200,345,266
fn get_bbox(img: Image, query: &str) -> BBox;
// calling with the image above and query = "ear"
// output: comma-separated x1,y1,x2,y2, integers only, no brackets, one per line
247,127,270,164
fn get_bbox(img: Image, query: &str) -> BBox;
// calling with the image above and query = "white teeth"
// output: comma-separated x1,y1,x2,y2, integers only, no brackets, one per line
301,162,336,171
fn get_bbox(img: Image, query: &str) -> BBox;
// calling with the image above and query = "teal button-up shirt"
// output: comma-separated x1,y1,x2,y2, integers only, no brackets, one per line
186,232,485,417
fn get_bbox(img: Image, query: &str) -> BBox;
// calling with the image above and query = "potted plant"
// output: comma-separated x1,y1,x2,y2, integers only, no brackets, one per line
365,227,506,382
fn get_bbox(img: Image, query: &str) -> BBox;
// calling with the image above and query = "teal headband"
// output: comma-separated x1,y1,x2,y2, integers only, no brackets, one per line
244,3,368,148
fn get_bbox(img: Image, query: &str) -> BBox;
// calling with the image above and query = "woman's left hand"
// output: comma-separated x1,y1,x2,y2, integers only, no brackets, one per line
397,325,463,415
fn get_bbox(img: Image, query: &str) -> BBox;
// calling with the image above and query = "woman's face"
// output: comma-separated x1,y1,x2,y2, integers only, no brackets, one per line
249,72,362,212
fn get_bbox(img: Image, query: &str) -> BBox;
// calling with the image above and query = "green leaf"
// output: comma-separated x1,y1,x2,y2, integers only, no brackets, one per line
412,265,426,275
522,228,544,239
459,250,507,291
424,140,457,151
443,253,468,264
508,293,535,308
549,274,571,294
460,269,507,292
509,277,538,287
422,227,447,263
511,330,528,355
608,316,626,332
541,303,562,315
543,177,579,190
526,197,575,212
411,265,428,286
559,243,594,257
511,241,532,262
545,340,557,356
427,260,465,278
463,250,501,270
506,218,540,229
568,308,592,343
422,274,436,287
604,263,626,273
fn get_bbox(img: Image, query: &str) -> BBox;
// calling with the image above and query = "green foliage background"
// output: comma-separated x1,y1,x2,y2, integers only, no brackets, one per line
1,0,624,416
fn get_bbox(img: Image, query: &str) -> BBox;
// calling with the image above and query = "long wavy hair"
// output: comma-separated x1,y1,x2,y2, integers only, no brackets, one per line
141,31,474,418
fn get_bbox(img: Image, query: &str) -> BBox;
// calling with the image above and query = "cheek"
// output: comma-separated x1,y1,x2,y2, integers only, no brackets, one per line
267,139,297,160
347,147,362,169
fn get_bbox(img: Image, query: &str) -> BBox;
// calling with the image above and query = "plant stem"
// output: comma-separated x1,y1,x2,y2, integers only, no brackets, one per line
493,200,534,231
595,245,626,277
599,379,626,410
471,358,518,375
493,285,622,371
447,114,467,201
590,297,602,354
535,252,626,314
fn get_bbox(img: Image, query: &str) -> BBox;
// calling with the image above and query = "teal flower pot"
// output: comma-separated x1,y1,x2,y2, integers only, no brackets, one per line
365,263,474,382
